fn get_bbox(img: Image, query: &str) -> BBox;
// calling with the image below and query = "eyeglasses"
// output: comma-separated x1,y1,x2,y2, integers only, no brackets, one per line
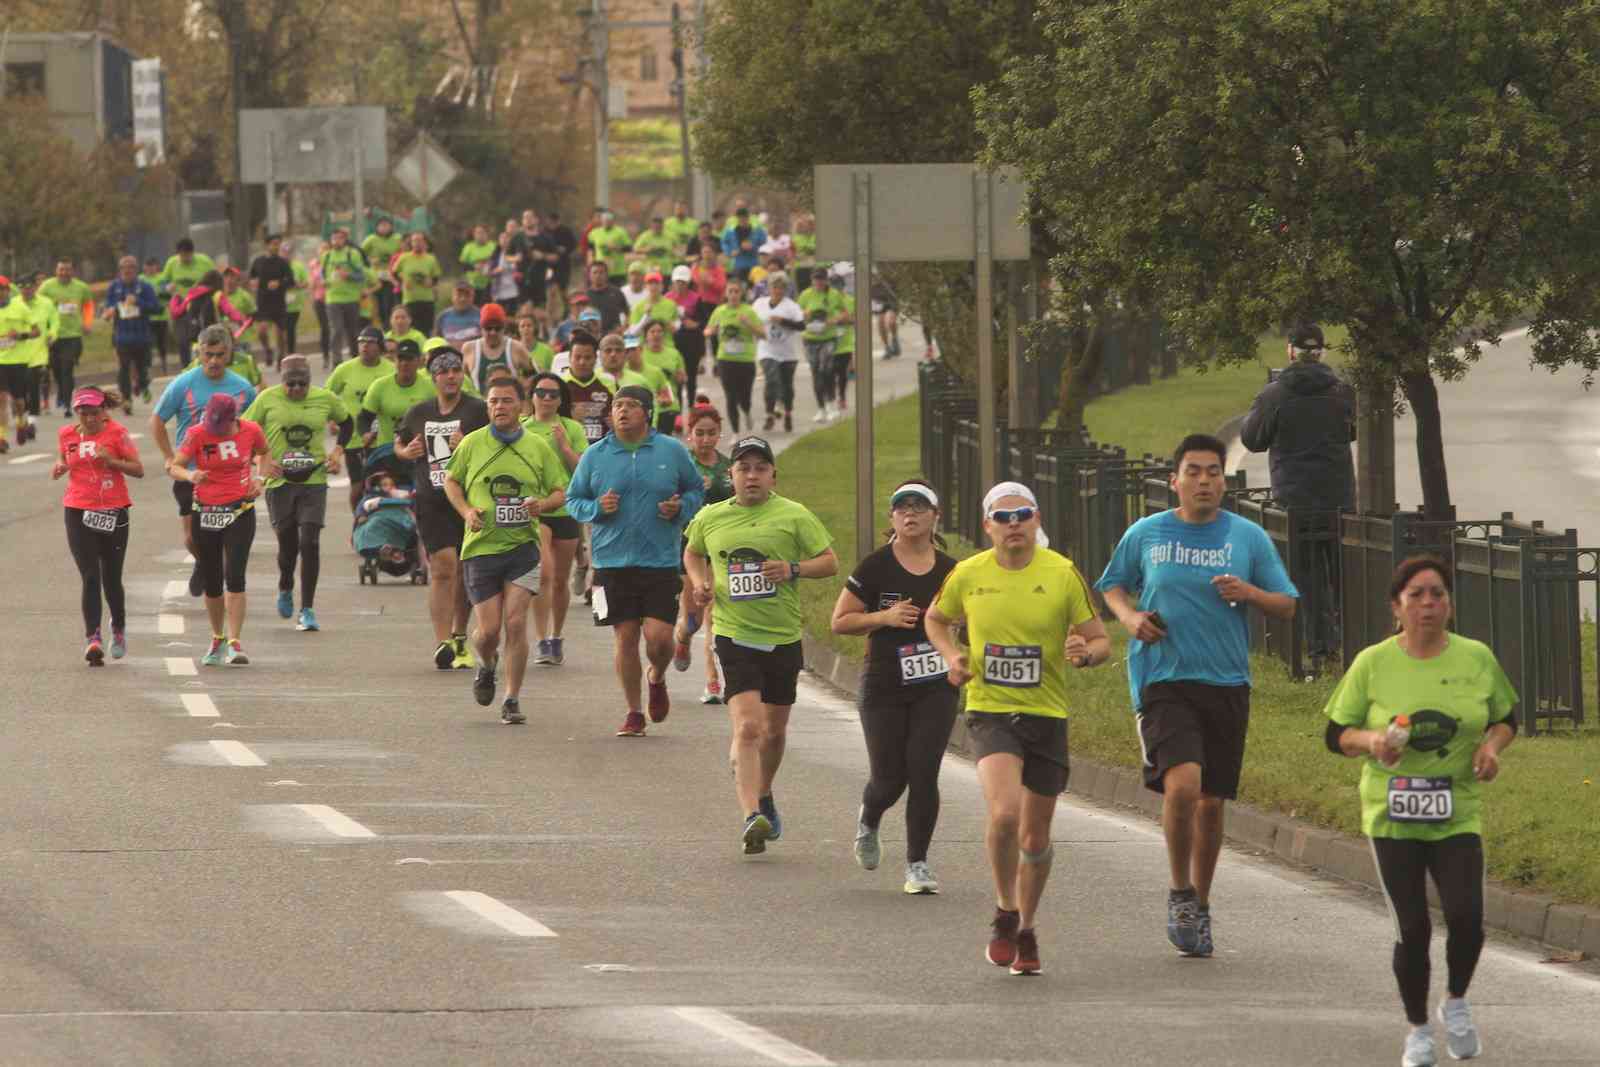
891,498,933,514
532,388,562,399
987,506,1036,525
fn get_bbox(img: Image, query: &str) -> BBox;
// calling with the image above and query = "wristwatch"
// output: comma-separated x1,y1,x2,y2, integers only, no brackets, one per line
789,562,801,582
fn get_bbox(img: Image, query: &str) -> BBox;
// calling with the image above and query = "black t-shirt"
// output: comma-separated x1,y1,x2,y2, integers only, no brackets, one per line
587,285,629,333
846,543,958,690
674,295,714,362
248,255,295,312
398,395,490,504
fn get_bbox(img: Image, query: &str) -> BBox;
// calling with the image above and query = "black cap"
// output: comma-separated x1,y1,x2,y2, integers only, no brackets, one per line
357,325,384,344
614,384,655,417
1288,323,1325,350
395,339,423,361
730,435,775,463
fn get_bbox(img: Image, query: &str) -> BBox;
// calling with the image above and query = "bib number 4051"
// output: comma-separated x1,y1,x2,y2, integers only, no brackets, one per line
983,644,1041,688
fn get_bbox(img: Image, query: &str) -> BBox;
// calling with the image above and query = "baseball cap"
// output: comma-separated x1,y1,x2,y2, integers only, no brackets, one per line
578,308,602,323
890,483,938,510
623,330,642,348
395,339,424,361
671,265,692,283
0,275,10,287
730,435,775,464
645,271,663,284
357,325,384,344
480,302,508,325
627,261,646,276
1288,323,1325,350
202,393,238,435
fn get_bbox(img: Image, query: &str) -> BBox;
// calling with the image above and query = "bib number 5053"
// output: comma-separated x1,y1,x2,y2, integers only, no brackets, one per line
983,644,1041,688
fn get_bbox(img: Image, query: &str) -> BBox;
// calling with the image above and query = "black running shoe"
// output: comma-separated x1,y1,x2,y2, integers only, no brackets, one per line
501,698,525,725
472,659,497,706
434,640,455,670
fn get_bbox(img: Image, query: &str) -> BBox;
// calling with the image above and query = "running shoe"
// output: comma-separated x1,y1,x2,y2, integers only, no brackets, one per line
759,794,781,840
741,812,773,855
472,658,498,706
141,385,152,404
1168,888,1201,955
616,710,647,737
84,632,105,667
700,679,723,705
1010,928,1042,976
276,590,294,618
853,808,880,870
189,566,204,598
434,640,456,670
672,639,692,672
811,410,827,424
1194,905,1214,958
762,413,776,431
110,630,126,660
225,640,249,666
296,608,319,632
501,697,526,725
784,410,793,433
904,861,939,895
201,637,225,667
1437,999,1481,1060
986,908,1020,967
453,635,476,670
1403,1025,1439,1067
535,638,555,665
549,637,564,665
0,436,9,454
647,675,670,723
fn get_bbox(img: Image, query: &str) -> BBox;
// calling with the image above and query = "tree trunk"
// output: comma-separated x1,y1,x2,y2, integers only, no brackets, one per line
1398,368,1452,520
1057,319,1105,438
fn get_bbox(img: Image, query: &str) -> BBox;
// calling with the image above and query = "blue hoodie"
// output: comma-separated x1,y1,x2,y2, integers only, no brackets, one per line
565,430,705,569
105,276,162,348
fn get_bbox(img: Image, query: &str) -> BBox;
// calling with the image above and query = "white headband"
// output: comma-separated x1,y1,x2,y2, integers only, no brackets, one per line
890,484,939,509
982,481,1038,514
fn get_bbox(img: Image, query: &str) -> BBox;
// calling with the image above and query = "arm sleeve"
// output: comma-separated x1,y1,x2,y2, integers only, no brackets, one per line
563,448,602,523
334,418,354,446
1238,385,1278,453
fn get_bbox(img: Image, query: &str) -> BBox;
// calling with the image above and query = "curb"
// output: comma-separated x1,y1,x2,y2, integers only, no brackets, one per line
801,634,1600,959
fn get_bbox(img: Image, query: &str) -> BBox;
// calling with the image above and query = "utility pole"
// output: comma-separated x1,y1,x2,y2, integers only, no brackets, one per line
691,0,712,219
592,0,610,210
672,3,691,204
225,0,248,267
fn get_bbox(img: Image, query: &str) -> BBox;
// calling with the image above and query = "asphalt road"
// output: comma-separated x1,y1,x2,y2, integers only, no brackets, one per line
3,341,1598,1066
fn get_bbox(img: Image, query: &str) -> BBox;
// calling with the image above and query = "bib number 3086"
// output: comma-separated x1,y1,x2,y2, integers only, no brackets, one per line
983,644,1041,688
727,561,776,600
1387,776,1453,823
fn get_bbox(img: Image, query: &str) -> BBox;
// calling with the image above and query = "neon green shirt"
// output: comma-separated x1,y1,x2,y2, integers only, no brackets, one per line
528,341,556,373
395,252,442,305
362,232,404,278
0,299,36,366
242,384,349,489
20,295,59,368
833,293,858,356
518,414,588,518
223,286,256,318
663,215,699,255
633,230,675,273
385,328,428,349
36,278,93,340
320,247,369,305
285,260,310,315
629,296,678,331
589,225,633,278
362,372,437,448
142,272,171,321
798,287,846,342
709,304,762,364
1325,636,1517,841
157,253,217,302
445,426,568,561
326,357,396,422
641,344,685,412
458,240,497,290
685,493,833,646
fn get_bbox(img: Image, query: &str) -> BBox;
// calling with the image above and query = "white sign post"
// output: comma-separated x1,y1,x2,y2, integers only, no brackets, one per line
131,58,165,167
391,133,463,207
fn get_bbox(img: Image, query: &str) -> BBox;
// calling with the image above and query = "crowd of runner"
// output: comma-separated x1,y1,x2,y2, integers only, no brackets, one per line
26,211,1519,1066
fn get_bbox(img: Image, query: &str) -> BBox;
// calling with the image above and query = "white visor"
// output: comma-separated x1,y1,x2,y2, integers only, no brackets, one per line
890,484,939,510
982,481,1038,514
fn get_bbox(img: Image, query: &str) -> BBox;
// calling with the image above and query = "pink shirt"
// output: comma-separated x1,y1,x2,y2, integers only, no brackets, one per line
59,420,135,510
179,420,267,506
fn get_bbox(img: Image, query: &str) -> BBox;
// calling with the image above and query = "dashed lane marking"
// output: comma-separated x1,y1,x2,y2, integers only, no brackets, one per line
165,657,197,676
209,740,266,767
163,580,188,600
440,891,558,937
8,453,49,465
180,694,219,718
158,613,184,634
294,804,377,838
670,1007,834,1066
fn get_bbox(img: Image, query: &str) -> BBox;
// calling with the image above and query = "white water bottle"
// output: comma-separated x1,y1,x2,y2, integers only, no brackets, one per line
1381,715,1411,767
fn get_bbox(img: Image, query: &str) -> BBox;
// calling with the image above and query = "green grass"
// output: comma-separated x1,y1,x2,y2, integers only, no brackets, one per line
786,391,1600,907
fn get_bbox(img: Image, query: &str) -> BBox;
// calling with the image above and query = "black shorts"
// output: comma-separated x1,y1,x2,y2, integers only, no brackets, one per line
539,514,581,541
461,542,541,605
593,566,680,626
966,711,1070,796
0,364,29,397
173,479,196,517
415,497,466,556
655,410,678,435
715,636,804,707
1137,681,1251,799
255,305,288,328
265,483,328,529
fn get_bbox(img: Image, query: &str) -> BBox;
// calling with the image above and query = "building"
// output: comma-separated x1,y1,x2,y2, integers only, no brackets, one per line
1,32,138,153
605,0,691,118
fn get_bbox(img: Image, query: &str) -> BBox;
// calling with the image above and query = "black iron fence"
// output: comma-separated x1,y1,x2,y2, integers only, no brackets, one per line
918,363,1588,735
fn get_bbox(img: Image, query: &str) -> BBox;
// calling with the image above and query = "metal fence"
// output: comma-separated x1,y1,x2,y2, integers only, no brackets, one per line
918,364,1588,735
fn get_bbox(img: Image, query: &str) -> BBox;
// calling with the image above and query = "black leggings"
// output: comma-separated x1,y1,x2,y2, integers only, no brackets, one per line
858,682,961,864
762,358,798,415
313,301,331,361
285,311,301,358
65,508,129,637
116,345,152,400
194,506,257,598
831,352,853,406
275,521,322,608
1372,833,1486,1024
719,360,757,432
405,300,436,336
151,321,170,368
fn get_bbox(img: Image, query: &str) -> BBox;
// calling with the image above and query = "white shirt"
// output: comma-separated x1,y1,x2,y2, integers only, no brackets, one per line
754,297,805,363
621,283,650,312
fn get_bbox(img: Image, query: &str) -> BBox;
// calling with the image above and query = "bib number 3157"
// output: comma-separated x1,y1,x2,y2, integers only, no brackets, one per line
983,644,1041,688
898,642,948,684
1387,776,1453,823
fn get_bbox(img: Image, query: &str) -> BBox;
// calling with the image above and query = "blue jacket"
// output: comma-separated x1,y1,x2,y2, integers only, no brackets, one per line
106,277,162,348
721,224,768,277
565,431,705,569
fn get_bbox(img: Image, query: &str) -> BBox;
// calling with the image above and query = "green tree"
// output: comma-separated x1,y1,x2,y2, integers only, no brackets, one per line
978,0,1600,518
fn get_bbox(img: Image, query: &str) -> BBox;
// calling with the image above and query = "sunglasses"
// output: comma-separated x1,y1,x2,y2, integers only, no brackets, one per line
484,324,504,332
532,388,562,399
988,506,1037,525
891,497,933,513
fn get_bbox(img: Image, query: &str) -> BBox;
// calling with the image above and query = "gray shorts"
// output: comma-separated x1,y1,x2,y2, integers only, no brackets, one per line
265,483,329,529
462,541,541,605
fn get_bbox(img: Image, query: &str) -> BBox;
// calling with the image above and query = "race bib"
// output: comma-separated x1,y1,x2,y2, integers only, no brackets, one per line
0,338,14,350
1387,776,1454,823
196,503,240,531
429,468,447,489
281,450,317,475
722,338,746,356
489,472,529,528
898,641,948,684
983,643,1042,688
727,561,777,600
117,301,141,319
57,302,79,317
81,509,119,533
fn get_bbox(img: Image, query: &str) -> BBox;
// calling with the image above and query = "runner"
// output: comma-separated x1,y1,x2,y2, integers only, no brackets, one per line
669,264,711,410
923,482,1109,974
0,276,39,453
459,224,498,306
831,480,960,895
141,257,174,374
588,210,633,286
384,305,428,351
325,326,395,512
166,393,270,666
156,238,217,365
559,330,613,445
37,260,94,417
284,245,310,363
443,377,568,724
585,260,629,334
247,233,296,367
1095,433,1298,957
53,386,144,664
149,325,258,597
633,217,676,276
521,371,587,665
362,218,404,326
220,269,258,363
242,355,351,632
566,386,705,737
463,303,534,395
395,347,489,670
705,279,765,432
436,282,484,346
684,435,837,853
395,232,443,336
102,256,161,410
828,275,858,421
798,265,848,423
752,273,804,433
621,262,651,314
513,305,557,373
1325,555,1517,1067
673,404,733,703
12,274,57,440
597,332,651,394
321,228,370,363
359,340,436,454
638,320,686,434
663,202,699,262
627,270,678,333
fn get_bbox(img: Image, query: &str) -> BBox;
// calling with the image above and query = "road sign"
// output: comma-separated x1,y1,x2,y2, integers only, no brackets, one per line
240,107,387,184
131,59,164,167
814,164,1029,262
391,132,462,204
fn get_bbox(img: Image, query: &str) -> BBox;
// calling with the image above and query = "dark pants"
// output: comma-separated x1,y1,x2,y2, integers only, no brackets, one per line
858,683,961,864
761,358,799,415
313,300,331,362
194,507,258,598
376,281,399,326
285,311,301,358
49,338,82,410
328,302,363,363
151,321,171,370
116,344,152,400
804,338,835,407
275,521,323,609
1372,834,1486,1025
65,508,130,637
405,301,436,336
718,360,757,432
27,366,46,415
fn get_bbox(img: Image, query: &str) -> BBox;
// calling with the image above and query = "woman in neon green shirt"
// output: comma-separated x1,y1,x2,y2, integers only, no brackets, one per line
703,278,765,433
459,225,497,306
1325,555,1516,1066
394,232,442,336
520,370,587,666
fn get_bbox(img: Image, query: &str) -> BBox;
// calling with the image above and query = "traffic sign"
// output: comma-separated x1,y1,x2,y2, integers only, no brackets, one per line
391,132,462,204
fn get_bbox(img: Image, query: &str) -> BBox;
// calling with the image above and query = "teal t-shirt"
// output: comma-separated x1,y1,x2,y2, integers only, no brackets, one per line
242,385,349,489
685,493,833,645
445,426,569,560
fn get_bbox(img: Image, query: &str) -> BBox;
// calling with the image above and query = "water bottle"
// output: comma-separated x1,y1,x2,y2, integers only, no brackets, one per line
1381,715,1411,767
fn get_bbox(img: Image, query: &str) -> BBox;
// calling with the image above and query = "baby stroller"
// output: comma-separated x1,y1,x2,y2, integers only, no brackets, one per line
352,444,428,585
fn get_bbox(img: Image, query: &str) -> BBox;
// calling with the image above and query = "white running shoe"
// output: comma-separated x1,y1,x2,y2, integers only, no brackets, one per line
811,409,827,424
853,807,880,871
903,860,939,895
1402,1024,1439,1067
1437,999,1481,1060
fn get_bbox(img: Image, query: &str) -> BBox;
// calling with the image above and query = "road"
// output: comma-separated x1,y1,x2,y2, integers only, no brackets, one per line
3,341,1598,1066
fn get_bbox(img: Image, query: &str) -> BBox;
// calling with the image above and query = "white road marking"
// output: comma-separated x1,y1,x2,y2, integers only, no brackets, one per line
8,453,49,465
441,891,558,937
294,804,376,838
180,693,219,718
129,432,144,439
671,1007,834,1066
163,580,188,599
208,740,266,767
165,657,197,676
327,474,350,488
157,613,184,634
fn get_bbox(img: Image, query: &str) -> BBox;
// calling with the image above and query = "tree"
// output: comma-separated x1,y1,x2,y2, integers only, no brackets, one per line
977,0,1600,518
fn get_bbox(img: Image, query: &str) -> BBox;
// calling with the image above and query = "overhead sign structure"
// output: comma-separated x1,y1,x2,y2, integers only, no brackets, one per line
131,58,165,167
814,164,1030,558
391,132,462,205
240,107,388,184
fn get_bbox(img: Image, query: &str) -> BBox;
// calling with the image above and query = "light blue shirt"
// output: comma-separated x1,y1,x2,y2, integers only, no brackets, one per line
1095,509,1297,710
155,366,257,444
565,431,705,570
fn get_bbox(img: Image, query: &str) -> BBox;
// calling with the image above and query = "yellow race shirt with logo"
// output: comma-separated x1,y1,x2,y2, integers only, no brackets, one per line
934,548,1096,719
